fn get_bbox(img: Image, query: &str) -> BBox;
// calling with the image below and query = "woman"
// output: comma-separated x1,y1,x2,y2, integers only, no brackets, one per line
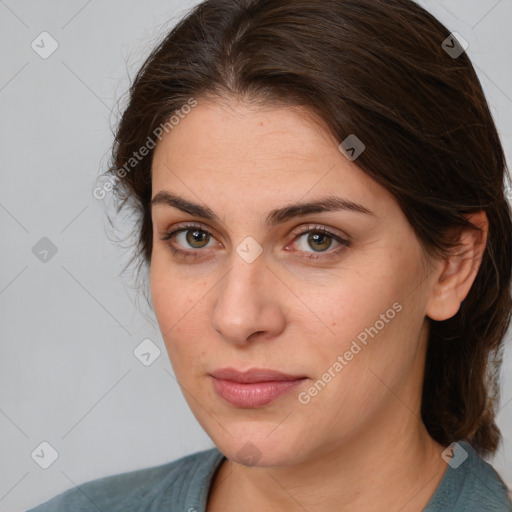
29,0,512,510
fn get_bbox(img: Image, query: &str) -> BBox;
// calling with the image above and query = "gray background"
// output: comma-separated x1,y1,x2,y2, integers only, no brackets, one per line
0,1,511,510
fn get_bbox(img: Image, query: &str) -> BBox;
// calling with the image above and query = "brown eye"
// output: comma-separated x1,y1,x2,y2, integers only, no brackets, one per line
161,224,217,255
185,229,211,249
307,232,333,252
288,225,351,261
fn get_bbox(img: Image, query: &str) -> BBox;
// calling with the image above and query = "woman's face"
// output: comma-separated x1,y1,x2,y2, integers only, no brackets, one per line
150,98,438,467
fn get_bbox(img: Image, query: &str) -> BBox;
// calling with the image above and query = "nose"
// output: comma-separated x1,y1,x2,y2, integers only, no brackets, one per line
210,253,286,346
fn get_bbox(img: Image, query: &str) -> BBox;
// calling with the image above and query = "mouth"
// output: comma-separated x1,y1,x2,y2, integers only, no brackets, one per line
209,367,308,408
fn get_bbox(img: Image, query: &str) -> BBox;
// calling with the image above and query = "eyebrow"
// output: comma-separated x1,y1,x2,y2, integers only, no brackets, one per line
150,191,375,226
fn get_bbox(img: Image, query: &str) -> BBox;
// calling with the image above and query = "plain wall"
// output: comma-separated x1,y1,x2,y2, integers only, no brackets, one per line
0,1,511,510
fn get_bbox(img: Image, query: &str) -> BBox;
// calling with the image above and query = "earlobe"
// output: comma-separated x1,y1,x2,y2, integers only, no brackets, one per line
426,211,488,321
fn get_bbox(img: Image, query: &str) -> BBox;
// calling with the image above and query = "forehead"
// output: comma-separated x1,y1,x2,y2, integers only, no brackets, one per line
151,99,393,217
153,99,335,170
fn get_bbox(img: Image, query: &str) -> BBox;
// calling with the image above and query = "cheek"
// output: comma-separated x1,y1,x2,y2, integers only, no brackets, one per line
150,249,205,323
149,258,208,360
303,258,422,385
300,295,417,433
307,272,401,343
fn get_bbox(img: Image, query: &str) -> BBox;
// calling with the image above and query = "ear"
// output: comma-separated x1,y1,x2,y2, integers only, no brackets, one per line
426,211,488,321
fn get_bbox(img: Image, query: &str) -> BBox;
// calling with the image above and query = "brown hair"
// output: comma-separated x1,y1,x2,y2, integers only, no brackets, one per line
106,0,512,457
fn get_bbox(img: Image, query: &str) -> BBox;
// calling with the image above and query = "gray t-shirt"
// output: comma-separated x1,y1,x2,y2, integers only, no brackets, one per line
27,441,511,511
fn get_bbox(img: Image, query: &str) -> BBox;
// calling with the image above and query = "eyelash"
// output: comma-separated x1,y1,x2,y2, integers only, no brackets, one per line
160,223,351,262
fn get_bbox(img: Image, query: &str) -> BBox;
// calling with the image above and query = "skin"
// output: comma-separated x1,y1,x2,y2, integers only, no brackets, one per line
149,97,488,511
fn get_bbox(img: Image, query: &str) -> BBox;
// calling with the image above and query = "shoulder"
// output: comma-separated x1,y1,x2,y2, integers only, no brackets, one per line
425,441,512,512
26,447,224,512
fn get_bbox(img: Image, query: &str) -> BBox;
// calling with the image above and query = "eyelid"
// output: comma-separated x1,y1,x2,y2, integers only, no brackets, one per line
160,221,216,242
161,222,349,242
287,223,350,244
160,221,351,260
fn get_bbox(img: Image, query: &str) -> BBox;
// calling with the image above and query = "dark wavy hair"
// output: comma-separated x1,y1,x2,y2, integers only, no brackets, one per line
105,0,512,457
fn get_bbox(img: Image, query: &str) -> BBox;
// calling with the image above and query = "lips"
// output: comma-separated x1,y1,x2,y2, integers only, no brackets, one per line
209,367,308,407
210,367,306,383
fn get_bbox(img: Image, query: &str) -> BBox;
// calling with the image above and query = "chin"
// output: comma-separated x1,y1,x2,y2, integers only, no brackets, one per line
209,428,308,468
